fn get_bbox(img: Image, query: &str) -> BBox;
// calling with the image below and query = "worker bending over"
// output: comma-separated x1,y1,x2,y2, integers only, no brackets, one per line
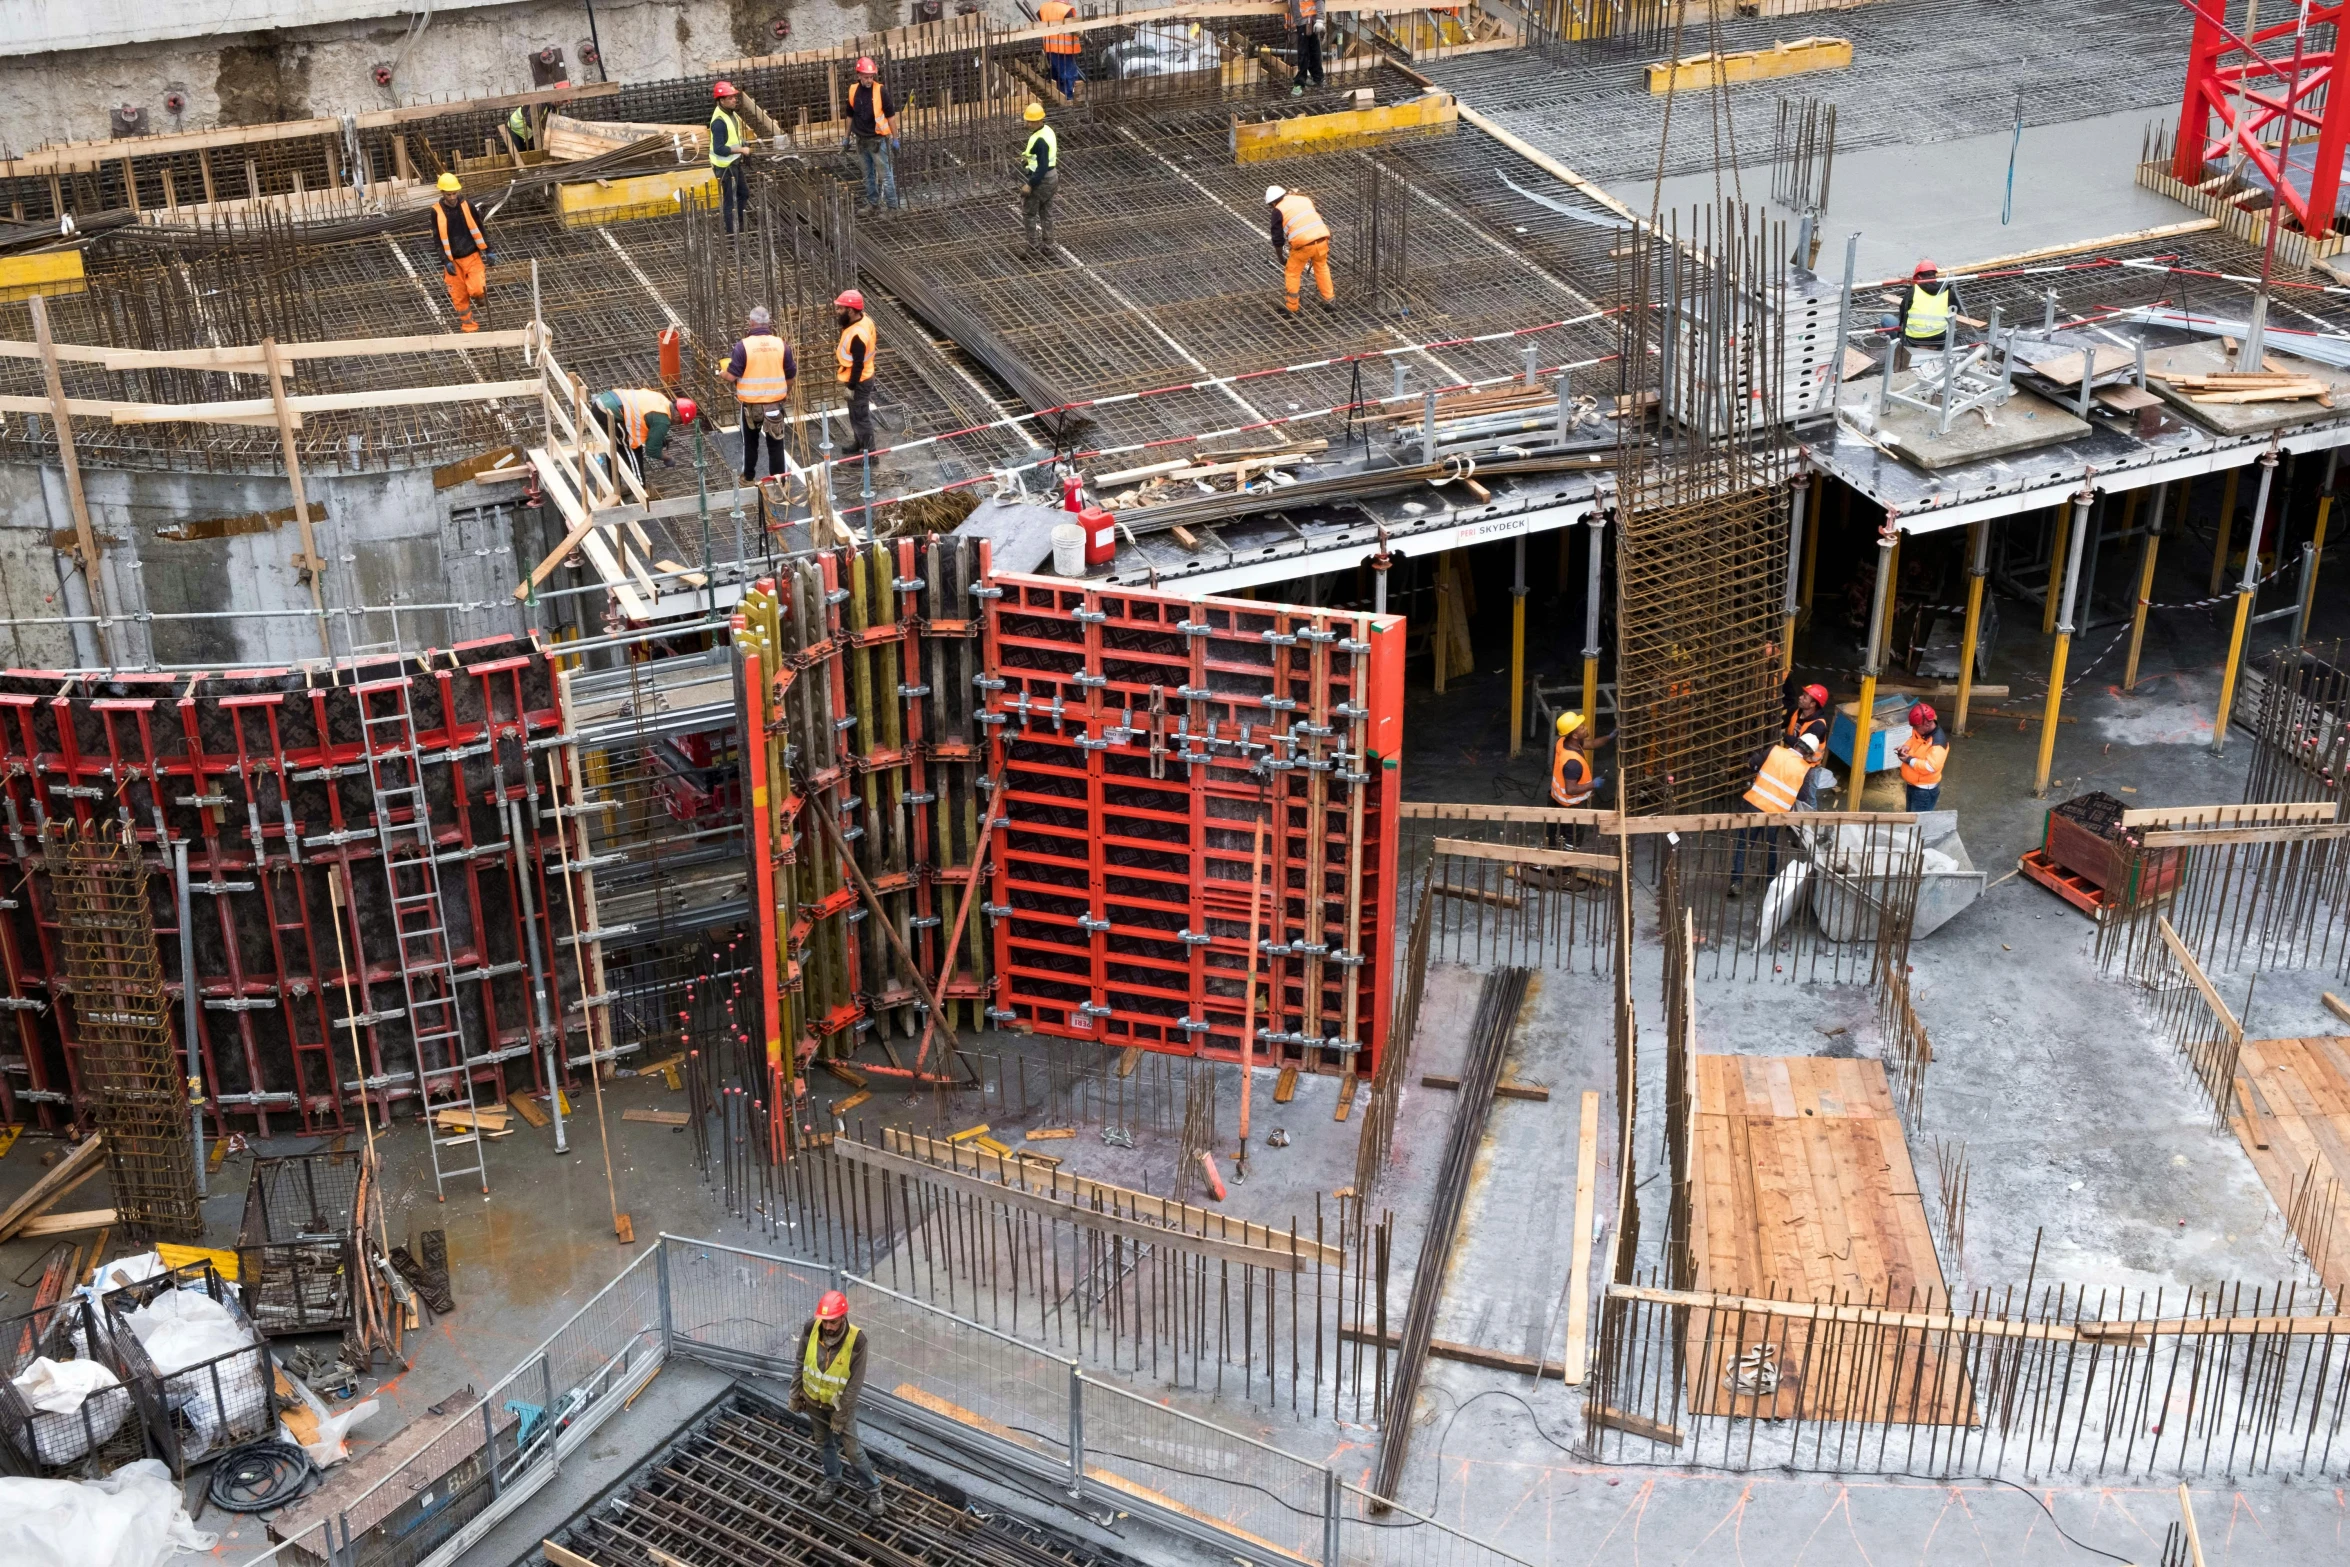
1266,184,1335,318
1894,259,1961,352
724,306,797,483
791,1290,886,1516
1020,103,1060,256
1286,0,1327,93
505,105,535,152
1040,0,1084,100
430,174,495,333
1729,731,1823,895
1897,702,1948,812
591,389,691,482
835,289,879,457
847,58,900,211
711,81,753,236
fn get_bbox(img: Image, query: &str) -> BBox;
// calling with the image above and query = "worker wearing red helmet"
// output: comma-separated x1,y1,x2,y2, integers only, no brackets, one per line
589,388,695,481
1897,702,1949,811
846,57,901,211
791,1289,885,1515
1894,258,1962,352
835,289,879,457
710,81,753,236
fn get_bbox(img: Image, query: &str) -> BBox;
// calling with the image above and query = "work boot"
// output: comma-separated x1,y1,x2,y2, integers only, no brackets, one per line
863,1485,888,1519
1319,298,1338,315
1291,84,1305,97
1725,881,1743,900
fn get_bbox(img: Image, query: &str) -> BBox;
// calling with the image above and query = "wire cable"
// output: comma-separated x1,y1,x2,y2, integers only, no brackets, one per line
208,1440,321,1513
1985,1475,2137,1564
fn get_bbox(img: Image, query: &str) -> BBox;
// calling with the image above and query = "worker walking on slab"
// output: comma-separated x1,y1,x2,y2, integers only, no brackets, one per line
1286,0,1326,94
430,174,495,333
847,58,901,212
792,1289,886,1515
590,390,691,482
1020,103,1060,257
1040,0,1084,100
725,306,798,482
1897,702,1949,811
1893,259,1962,358
1266,185,1335,318
711,81,753,236
836,289,879,457
1730,731,1823,895
1547,710,1602,852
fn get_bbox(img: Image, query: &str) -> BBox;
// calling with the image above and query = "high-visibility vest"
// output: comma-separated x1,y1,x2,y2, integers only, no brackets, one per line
604,389,668,450
1275,192,1329,248
506,106,532,144
850,81,894,137
1550,741,1593,807
1904,283,1953,342
733,334,792,405
1041,0,1083,53
710,105,747,168
801,1323,859,1407
432,200,486,265
1744,744,1809,813
1023,124,1058,177
1291,0,1321,22
1898,731,1948,789
837,316,877,386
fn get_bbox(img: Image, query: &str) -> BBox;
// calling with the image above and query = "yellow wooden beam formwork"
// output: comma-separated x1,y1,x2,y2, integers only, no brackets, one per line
1647,36,1852,96
1232,91,1456,164
555,166,718,227
0,250,87,304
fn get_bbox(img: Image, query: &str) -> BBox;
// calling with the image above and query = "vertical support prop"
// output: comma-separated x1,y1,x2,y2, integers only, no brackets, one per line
2037,482,2095,795
29,295,112,669
2212,466,2242,598
1854,525,1895,800
1582,511,1605,735
2302,450,2336,643
174,840,205,1197
2042,501,2071,635
2213,448,2278,755
1954,519,1988,736
1508,535,1527,755
1782,468,1809,679
2125,483,2167,690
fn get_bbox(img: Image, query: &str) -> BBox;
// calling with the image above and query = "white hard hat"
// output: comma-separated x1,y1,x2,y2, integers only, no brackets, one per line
1264,185,1286,205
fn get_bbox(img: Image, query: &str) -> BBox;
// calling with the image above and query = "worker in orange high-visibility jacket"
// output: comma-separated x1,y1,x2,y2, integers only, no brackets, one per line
846,57,900,211
835,289,879,457
429,173,494,332
725,306,798,482
1730,731,1821,895
1265,184,1335,318
1897,702,1949,812
589,389,692,482
1285,0,1326,93
1040,0,1084,99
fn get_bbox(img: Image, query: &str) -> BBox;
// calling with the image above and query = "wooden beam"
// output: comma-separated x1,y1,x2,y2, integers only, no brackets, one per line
2138,823,2350,849
0,1135,106,1241
262,337,331,657
2158,915,2242,1044
0,330,530,372
2120,801,2335,828
28,295,109,666
1588,1402,1683,1446
1562,1088,1599,1385
1451,102,1640,224
15,1207,117,1239
108,378,542,426
1338,1325,1564,1379
1605,1283,2084,1342
2323,992,2350,1026
1432,837,1615,871
1418,1073,1550,1101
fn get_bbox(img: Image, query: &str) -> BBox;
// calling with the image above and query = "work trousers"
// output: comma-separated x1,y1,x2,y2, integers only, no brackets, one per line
741,404,789,480
1283,238,1334,312
1023,171,1060,251
1049,52,1081,99
717,161,751,235
1729,822,1779,888
843,381,876,455
806,1403,879,1492
857,136,899,209
443,252,487,332
1295,27,1324,86
591,405,645,484
1904,783,1942,812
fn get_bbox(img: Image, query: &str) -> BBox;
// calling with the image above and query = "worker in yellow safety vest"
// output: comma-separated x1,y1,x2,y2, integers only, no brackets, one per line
1730,731,1821,895
1265,184,1335,318
791,1289,886,1515
710,81,752,236
1020,102,1060,256
1894,258,1961,349
835,288,879,457
725,306,798,482
1040,0,1084,99
429,174,495,333
1897,702,1949,812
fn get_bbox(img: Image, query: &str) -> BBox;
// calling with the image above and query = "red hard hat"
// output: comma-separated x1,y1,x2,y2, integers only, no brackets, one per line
1914,257,1939,276
834,288,865,311
673,396,698,424
1802,683,1829,707
816,1290,849,1321
1910,702,1938,729
713,80,737,99
855,56,878,74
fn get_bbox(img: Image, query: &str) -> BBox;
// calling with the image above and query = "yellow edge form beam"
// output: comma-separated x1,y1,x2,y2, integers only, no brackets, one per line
1233,92,1457,164
0,250,87,304
1647,36,1852,95
556,167,718,227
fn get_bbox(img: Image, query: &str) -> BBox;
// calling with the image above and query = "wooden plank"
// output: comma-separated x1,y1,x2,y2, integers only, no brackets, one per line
2120,801,2335,828
106,378,541,426
1562,1089,1600,1385
1419,1073,1549,1101
0,1133,105,1241
621,1108,691,1126
506,1094,551,1128
15,1207,116,1238
1339,1325,1564,1378
1589,1402,1684,1445
542,1543,602,1567
1613,1284,2081,1342
2321,992,2350,1026
2139,822,2350,848
1273,1066,1298,1104
1432,837,1615,871
2159,916,2242,1042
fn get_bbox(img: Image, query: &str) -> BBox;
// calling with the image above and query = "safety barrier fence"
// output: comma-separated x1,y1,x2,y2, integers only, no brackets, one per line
233,1233,1525,1567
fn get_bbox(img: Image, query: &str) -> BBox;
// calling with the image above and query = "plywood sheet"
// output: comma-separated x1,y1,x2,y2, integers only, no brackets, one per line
2232,1036,2350,1303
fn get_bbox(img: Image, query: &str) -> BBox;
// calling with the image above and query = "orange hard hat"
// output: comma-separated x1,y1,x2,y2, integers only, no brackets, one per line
816,1290,849,1321
673,396,698,424
834,288,865,311
855,56,878,74
713,80,737,99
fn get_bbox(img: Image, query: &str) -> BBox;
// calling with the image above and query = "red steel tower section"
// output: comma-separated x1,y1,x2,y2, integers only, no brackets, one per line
981,574,1404,1078
2172,4,2350,236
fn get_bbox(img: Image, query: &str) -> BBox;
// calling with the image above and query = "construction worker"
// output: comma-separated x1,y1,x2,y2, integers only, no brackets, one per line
711,81,752,236
1040,0,1084,100
1784,680,1830,751
1020,102,1059,256
1550,711,1596,807
835,288,879,457
724,306,797,482
1286,0,1326,94
1729,731,1822,895
430,174,494,333
505,105,535,152
791,1290,886,1515
1265,184,1334,319
589,389,692,481
1897,702,1949,812
847,58,900,212
1894,259,1961,351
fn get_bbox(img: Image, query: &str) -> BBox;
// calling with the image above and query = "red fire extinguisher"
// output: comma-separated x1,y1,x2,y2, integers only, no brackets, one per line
1061,471,1085,512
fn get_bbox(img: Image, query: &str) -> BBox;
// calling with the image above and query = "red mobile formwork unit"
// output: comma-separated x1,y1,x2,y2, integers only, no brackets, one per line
981,574,1404,1078
2172,5,2350,237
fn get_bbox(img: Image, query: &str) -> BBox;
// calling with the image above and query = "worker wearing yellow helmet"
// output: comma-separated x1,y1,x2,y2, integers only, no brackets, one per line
429,172,495,333
1019,103,1060,258
1550,710,1596,807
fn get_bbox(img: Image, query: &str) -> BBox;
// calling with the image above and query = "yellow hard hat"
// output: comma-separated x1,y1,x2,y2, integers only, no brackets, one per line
1555,711,1584,737
1024,102,1046,123
436,173,462,192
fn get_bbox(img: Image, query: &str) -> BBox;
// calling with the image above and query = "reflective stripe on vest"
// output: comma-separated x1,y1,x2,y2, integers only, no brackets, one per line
710,106,746,167
1550,741,1593,807
1041,0,1083,52
1898,733,1947,789
851,82,894,137
1024,124,1058,176
1276,192,1330,248
1904,283,1953,342
1744,744,1809,813
607,390,668,449
432,201,485,264
734,335,792,405
802,1322,860,1406
838,317,877,385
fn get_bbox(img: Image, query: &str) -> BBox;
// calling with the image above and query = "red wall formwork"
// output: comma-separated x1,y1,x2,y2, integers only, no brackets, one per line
982,574,1404,1079
0,636,595,1134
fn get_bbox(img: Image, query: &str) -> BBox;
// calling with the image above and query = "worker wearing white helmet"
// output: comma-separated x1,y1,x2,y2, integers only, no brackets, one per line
1264,184,1335,319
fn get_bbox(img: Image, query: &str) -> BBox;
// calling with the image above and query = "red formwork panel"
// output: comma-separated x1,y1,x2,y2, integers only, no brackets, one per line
981,574,1403,1078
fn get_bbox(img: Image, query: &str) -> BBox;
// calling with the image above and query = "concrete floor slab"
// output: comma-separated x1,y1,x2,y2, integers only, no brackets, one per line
1847,375,2093,470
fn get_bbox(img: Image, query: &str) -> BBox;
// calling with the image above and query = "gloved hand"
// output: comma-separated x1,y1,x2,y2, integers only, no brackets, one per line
841,136,854,152
483,250,498,265
444,265,458,278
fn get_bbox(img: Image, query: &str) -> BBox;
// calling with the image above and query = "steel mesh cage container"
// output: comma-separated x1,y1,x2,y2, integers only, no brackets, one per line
0,1295,151,1479
236,1150,361,1337
102,1260,277,1475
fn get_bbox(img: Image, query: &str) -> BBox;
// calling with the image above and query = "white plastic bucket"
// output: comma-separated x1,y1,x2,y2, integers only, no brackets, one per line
1052,522,1086,576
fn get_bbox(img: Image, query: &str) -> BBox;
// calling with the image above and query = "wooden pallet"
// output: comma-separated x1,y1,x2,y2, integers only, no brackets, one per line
2017,848,2110,920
